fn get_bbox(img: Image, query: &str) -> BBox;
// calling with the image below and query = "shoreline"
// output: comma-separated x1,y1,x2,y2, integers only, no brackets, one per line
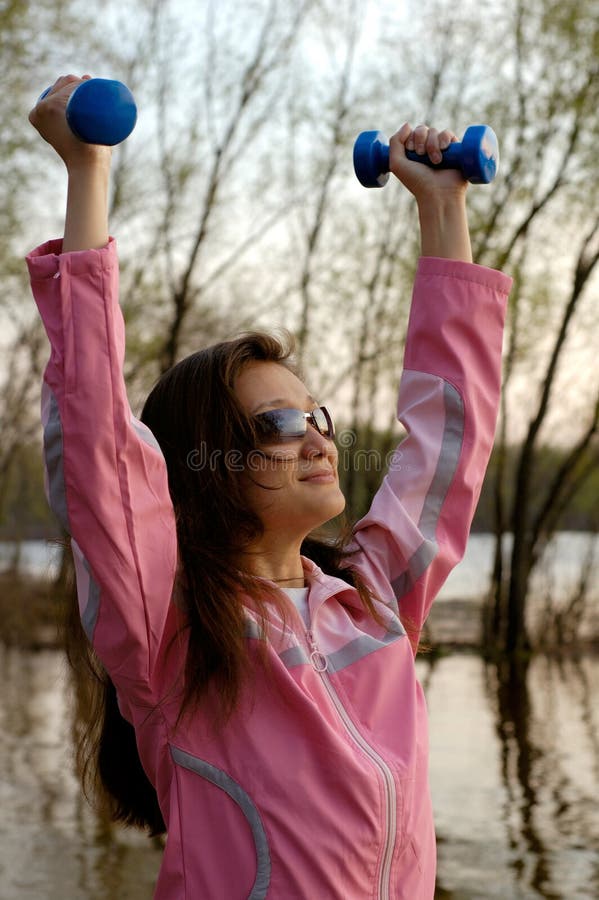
0,571,63,650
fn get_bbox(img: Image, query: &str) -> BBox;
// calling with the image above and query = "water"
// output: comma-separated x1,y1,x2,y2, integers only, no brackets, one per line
0,540,63,580
1,647,597,899
0,646,161,900
421,654,599,899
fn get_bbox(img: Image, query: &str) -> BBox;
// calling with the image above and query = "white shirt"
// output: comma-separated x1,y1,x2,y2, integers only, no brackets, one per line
282,587,310,628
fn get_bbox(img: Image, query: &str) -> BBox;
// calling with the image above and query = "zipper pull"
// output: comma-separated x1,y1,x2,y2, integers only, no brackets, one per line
306,629,328,672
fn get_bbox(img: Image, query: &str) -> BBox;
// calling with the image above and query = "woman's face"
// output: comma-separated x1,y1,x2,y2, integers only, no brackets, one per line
234,361,346,540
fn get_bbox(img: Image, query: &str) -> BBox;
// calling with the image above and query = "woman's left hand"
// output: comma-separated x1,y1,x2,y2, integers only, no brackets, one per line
388,122,468,202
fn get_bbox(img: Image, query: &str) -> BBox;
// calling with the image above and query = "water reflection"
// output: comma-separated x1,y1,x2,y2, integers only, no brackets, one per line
421,653,599,899
1,643,597,899
0,645,160,900
494,659,555,896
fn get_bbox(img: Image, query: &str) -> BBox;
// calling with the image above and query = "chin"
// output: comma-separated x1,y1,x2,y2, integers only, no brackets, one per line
314,487,346,524
261,486,347,534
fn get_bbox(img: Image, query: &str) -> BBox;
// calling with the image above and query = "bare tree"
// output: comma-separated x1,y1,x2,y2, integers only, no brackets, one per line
504,220,599,654
106,0,316,380
475,0,599,655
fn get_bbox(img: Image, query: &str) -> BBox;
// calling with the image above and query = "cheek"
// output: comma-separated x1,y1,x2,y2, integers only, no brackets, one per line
254,448,297,479
240,453,297,505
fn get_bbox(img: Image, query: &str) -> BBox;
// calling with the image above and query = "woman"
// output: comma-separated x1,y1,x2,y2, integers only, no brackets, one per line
27,75,511,898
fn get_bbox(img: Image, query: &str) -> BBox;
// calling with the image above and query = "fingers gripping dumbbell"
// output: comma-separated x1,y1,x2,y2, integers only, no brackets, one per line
38,78,137,146
353,125,499,187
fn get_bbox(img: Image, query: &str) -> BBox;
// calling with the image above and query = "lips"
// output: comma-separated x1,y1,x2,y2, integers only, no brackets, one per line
299,470,336,483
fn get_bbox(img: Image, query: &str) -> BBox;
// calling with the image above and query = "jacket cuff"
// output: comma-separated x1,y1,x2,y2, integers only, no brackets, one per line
26,237,117,281
417,256,513,296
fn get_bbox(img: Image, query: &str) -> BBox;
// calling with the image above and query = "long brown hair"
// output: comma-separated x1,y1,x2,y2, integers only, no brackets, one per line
64,331,383,836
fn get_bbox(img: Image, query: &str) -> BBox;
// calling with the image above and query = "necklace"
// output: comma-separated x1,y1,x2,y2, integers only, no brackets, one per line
272,576,306,586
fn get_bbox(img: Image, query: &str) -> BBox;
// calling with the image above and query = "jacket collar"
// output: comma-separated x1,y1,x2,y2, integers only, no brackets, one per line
300,556,362,617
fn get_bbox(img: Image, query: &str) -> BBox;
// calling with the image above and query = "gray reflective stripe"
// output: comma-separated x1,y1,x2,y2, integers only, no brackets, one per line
418,382,465,535
43,390,70,532
387,595,400,616
130,414,162,453
245,618,310,669
43,388,101,642
170,745,271,899
79,553,101,641
392,380,464,603
279,645,310,669
390,541,436,601
326,620,406,674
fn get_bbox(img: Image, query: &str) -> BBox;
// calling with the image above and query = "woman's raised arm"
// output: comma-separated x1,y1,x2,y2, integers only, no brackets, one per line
348,123,511,650
27,76,179,702
29,74,111,251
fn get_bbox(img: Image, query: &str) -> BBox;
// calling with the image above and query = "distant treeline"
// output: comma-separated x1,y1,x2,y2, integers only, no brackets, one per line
1,436,597,541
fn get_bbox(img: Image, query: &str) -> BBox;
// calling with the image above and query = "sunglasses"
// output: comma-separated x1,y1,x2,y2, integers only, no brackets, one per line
253,406,335,442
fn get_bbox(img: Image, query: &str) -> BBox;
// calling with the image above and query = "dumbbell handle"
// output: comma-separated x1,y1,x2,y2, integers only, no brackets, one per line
353,125,499,187
410,142,464,169
374,140,481,174
38,78,137,146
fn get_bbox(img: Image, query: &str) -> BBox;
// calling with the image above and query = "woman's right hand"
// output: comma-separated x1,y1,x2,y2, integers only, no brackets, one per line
29,74,112,171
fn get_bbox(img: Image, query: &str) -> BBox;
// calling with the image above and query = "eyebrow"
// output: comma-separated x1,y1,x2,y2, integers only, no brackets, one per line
251,395,317,415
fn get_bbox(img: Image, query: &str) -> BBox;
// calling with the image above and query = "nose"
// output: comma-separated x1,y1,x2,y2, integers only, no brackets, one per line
300,424,336,461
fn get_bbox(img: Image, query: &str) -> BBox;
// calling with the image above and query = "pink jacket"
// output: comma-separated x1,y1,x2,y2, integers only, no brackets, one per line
27,238,511,899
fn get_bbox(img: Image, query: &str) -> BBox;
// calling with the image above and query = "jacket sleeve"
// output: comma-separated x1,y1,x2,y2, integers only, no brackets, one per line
27,238,180,701
348,256,511,650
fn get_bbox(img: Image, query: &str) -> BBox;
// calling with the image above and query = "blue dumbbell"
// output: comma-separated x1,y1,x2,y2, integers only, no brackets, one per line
38,78,137,146
353,125,499,187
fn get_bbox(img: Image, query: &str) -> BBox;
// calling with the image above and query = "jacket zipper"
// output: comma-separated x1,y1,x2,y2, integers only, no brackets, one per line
306,628,397,900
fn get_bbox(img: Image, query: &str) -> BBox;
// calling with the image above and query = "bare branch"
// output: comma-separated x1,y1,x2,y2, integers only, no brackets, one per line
530,392,599,560
296,3,360,359
159,2,313,371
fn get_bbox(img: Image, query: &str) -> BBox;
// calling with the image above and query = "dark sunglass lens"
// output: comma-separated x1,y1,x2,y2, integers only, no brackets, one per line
255,408,306,440
278,409,306,437
254,412,279,439
313,407,334,438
